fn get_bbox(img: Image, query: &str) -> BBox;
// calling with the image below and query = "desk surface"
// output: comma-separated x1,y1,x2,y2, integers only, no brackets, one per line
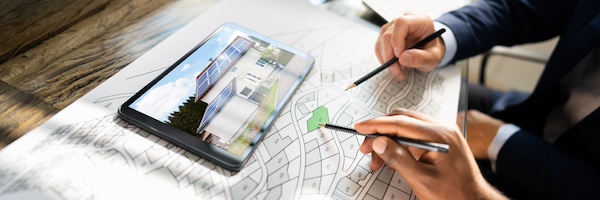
0,0,467,150
0,0,219,149
0,1,466,199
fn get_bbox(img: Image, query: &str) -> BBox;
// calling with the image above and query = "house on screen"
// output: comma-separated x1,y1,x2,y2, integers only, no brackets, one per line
194,35,283,142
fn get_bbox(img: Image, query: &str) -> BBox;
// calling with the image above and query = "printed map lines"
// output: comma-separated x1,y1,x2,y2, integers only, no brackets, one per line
0,12,455,199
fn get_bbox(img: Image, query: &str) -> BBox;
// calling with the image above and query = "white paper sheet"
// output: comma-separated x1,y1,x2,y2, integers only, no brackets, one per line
0,0,461,199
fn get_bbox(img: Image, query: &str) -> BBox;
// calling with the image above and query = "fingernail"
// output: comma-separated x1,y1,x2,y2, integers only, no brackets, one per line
393,47,399,56
373,139,387,155
389,66,400,76
402,53,412,65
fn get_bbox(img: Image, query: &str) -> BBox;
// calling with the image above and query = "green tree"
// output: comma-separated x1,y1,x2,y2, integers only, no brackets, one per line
260,48,280,62
165,96,207,136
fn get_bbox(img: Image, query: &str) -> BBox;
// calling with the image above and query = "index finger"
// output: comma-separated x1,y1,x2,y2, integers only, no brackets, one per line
389,17,409,58
387,108,436,122
354,115,444,143
390,15,435,56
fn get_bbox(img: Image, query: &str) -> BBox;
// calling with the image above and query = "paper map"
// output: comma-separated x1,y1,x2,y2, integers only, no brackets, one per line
0,0,460,199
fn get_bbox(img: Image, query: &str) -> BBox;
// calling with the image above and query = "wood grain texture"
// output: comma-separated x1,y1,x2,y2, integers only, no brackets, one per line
0,0,218,149
0,82,58,149
0,0,111,64
0,0,218,109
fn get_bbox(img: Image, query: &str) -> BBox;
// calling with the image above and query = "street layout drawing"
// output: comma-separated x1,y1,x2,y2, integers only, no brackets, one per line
0,0,460,199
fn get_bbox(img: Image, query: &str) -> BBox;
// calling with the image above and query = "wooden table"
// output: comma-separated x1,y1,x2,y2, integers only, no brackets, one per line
0,0,466,150
0,0,219,149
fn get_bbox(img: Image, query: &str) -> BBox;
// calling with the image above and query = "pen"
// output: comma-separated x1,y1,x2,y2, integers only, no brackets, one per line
346,28,446,90
319,123,449,153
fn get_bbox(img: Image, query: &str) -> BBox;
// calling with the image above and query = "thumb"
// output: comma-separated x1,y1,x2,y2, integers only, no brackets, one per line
399,48,442,72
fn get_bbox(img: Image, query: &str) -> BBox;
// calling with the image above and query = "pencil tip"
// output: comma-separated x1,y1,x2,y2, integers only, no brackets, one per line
345,84,356,91
319,124,326,127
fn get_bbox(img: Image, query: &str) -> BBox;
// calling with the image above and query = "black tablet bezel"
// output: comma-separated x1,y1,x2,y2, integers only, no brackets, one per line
118,22,314,171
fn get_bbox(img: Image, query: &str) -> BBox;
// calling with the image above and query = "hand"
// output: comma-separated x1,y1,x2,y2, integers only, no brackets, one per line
456,110,505,159
375,14,446,81
357,108,506,200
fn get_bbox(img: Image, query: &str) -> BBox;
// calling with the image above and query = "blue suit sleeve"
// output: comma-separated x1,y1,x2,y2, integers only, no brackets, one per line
495,130,600,199
436,0,576,61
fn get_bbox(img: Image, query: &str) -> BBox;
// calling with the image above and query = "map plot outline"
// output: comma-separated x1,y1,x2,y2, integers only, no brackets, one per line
0,0,461,199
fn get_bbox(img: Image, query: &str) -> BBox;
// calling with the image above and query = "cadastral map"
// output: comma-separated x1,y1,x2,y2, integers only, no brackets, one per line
0,0,460,199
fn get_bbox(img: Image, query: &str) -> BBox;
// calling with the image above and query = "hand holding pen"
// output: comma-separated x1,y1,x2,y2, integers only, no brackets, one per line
353,108,464,166
320,123,449,153
353,108,496,199
349,15,506,200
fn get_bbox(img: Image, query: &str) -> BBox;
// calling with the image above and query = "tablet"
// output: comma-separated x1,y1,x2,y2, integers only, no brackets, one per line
118,23,314,171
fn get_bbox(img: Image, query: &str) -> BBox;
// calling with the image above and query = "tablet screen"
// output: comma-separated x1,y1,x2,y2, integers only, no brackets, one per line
124,23,313,158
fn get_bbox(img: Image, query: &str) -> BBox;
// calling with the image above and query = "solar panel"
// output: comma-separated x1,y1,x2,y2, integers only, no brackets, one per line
218,59,231,71
207,62,219,77
195,73,210,102
195,36,253,100
226,47,236,57
198,81,235,132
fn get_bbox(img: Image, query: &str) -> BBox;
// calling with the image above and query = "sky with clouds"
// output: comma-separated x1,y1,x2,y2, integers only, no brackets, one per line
131,26,246,122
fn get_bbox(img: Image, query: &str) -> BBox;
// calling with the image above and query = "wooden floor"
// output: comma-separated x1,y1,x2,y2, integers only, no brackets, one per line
0,0,219,149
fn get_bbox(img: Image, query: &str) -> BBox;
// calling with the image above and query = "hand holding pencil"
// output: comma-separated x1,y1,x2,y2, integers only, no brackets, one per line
374,16,447,83
347,28,445,90
349,14,507,200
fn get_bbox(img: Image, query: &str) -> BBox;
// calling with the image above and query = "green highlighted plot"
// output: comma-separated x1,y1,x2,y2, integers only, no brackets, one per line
307,106,329,132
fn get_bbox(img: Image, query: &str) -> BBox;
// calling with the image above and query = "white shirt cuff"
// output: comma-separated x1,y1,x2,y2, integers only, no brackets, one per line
488,123,520,172
433,21,457,67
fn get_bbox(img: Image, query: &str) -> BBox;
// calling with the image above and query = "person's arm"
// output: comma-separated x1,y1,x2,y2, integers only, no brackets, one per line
487,123,519,172
357,108,508,200
460,110,600,199
436,0,576,62
433,21,456,67
495,130,600,199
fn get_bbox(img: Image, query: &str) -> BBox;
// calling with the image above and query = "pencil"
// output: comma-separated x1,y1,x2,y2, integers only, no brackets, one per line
319,123,449,153
346,28,446,91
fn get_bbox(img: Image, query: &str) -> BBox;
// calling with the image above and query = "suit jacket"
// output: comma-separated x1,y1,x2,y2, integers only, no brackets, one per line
437,0,600,199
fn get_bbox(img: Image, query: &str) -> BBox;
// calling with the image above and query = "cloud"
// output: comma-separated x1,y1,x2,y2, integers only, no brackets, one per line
133,76,196,122
181,64,191,72
216,37,224,46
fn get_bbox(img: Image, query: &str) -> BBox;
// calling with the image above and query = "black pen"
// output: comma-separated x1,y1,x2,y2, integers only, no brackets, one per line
319,123,449,153
346,28,446,90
